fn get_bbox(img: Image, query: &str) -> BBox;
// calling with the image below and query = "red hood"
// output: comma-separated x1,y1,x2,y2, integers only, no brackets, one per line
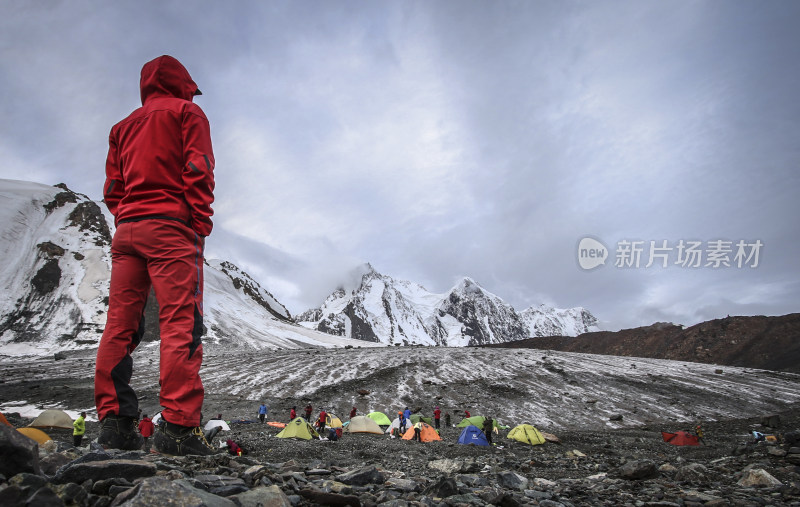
140,55,201,104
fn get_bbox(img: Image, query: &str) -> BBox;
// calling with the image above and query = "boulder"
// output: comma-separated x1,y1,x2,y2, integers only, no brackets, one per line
496,471,529,490
0,424,41,477
737,468,782,487
674,463,710,483
111,476,235,506
423,477,460,498
299,488,361,506
336,466,385,486
760,414,781,428
26,486,63,507
232,485,293,507
54,459,156,484
618,460,658,480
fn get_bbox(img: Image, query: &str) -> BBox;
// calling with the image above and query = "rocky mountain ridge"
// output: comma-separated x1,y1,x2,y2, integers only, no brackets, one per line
487,313,800,372
296,264,598,346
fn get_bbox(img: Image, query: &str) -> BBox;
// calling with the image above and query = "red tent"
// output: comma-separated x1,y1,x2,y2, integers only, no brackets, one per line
661,431,700,446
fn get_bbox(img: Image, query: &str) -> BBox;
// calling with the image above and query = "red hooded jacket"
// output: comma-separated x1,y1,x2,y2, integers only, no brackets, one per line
104,55,215,236
138,417,154,438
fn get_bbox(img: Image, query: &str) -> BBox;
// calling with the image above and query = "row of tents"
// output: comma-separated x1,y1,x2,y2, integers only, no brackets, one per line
274,414,548,447
3,408,708,449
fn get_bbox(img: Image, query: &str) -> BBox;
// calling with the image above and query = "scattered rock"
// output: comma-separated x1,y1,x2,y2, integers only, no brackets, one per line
496,471,529,490
618,459,658,480
423,477,460,498
336,465,385,486
0,424,41,477
54,458,156,484
736,468,782,487
112,476,236,506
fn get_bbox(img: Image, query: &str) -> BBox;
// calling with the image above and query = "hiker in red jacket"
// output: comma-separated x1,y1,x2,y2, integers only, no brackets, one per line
318,409,328,433
433,406,441,429
304,404,313,421
350,406,357,419
95,55,215,456
138,414,155,451
290,406,297,421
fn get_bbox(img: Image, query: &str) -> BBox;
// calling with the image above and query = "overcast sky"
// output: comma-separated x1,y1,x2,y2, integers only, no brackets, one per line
1,1,798,331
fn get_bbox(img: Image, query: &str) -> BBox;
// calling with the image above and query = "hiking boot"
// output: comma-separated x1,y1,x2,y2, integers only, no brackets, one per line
97,415,144,450
154,420,218,456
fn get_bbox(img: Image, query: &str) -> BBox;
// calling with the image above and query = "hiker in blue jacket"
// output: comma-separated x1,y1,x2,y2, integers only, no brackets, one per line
258,403,267,423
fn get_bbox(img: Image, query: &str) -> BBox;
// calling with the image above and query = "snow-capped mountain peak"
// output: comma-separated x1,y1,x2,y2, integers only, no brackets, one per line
297,266,599,346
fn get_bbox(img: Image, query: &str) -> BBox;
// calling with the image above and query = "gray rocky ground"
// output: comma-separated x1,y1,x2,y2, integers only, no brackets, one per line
1,347,800,505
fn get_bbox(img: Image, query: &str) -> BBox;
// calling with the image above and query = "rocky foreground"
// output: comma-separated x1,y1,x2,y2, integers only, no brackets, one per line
2,407,800,507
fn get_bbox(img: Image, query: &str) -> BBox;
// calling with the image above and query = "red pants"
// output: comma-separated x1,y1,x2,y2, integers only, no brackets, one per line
95,220,205,427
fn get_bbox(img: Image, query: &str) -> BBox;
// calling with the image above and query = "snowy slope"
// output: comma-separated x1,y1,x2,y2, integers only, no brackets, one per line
521,305,599,337
297,265,599,346
0,180,112,354
0,179,373,355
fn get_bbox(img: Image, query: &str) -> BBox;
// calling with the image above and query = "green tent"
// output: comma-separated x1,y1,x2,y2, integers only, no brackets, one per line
366,411,392,426
276,417,319,440
409,414,432,425
456,416,500,429
506,424,545,446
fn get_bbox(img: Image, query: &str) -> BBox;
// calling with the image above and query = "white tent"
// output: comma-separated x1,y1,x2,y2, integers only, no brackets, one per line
29,409,73,429
385,417,412,435
204,419,230,431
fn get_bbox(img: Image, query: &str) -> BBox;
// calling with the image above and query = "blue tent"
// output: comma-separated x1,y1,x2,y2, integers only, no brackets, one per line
457,425,489,446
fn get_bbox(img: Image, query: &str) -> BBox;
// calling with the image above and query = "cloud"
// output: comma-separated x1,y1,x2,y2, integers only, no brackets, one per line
1,1,798,331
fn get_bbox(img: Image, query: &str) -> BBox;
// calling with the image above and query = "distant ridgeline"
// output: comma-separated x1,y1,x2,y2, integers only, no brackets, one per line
297,264,599,347
484,313,800,373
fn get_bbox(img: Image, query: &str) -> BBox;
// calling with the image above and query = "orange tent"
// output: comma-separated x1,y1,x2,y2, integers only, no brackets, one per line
402,422,441,442
661,431,700,446
0,412,12,427
17,427,52,444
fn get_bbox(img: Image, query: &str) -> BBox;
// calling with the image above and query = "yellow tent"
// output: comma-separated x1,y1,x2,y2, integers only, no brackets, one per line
344,415,383,434
325,413,343,428
276,417,319,440
17,427,52,444
507,424,546,446
29,409,73,429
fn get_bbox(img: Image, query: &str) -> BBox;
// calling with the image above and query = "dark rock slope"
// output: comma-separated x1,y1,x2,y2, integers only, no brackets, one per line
488,313,800,373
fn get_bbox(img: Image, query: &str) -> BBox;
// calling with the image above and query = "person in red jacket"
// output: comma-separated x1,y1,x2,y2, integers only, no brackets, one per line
95,55,216,456
138,414,155,452
290,406,297,421
350,406,357,419
318,409,328,433
433,406,441,430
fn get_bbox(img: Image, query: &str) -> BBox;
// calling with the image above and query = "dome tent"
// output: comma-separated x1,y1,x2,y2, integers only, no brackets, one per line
18,427,53,444
506,424,546,446
402,422,441,442
366,411,392,426
276,417,319,440
29,409,73,429
344,415,383,434
457,425,489,446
